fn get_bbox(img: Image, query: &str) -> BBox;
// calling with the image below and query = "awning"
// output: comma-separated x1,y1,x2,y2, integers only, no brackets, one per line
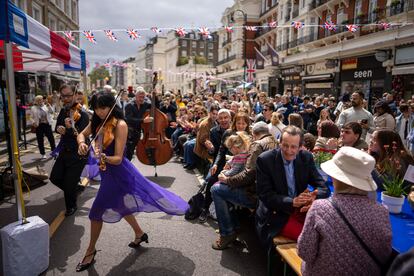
302,74,333,81
236,82,253,89
392,65,414,76
0,0,86,71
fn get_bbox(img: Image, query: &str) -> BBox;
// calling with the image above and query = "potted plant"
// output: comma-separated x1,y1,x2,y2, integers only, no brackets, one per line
372,7,381,14
356,12,365,19
379,142,406,214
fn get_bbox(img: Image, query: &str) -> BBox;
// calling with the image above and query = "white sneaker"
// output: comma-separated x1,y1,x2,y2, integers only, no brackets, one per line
41,155,47,160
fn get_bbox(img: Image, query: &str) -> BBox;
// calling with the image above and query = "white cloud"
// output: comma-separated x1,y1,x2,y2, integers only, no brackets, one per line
79,0,234,66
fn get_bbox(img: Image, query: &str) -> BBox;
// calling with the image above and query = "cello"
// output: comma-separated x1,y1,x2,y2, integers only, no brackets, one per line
136,72,173,176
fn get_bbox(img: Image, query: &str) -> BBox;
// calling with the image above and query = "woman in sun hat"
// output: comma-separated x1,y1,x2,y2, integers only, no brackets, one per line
297,146,392,276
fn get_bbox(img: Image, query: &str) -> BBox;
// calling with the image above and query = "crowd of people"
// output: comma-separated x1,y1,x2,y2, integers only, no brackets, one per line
35,83,413,274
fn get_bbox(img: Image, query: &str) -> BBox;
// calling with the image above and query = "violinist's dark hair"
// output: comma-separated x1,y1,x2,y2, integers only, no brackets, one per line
90,92,124,137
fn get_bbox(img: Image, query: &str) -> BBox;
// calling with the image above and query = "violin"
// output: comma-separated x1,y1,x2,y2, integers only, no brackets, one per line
96,117,118,171
66,103,82,136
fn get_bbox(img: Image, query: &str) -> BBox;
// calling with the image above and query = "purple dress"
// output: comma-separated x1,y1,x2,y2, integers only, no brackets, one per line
89,142,189,223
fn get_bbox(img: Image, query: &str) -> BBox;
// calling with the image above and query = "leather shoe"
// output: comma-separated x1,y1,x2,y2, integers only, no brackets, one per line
184,164,196,170
65,207,77,217
76,250,97,272
128,233,149,248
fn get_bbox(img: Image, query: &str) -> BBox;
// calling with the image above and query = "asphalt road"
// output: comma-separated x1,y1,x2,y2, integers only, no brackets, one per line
30,155,267,275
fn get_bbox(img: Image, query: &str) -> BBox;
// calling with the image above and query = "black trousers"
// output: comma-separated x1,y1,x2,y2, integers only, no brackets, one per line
36,123,56,155
126,129,141,161
50,151,86,210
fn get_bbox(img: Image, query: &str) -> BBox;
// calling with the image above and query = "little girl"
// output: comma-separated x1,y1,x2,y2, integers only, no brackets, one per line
220,131,251,178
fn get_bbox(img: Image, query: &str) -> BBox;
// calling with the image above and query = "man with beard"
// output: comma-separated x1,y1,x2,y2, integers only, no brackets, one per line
336,91,374,140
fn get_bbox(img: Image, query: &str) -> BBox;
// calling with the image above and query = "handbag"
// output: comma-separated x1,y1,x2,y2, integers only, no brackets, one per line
330,199,391,275
184,183,206,220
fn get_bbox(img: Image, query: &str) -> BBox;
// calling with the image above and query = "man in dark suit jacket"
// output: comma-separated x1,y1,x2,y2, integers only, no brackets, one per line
255,125,330,249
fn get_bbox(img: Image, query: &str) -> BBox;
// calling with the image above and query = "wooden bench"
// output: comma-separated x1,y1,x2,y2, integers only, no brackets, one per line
276,243,302,276
273,235,296,246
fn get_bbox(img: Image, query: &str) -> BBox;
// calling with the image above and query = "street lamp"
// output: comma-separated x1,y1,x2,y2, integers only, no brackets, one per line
230,9,247,90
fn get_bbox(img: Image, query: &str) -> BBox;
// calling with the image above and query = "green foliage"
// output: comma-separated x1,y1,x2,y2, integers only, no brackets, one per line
194,55,207,65
176,56,189,66
313,150,335,167
381,155,407,197
88,66,110,85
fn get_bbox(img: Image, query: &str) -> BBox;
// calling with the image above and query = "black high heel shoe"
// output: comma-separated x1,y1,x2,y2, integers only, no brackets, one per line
76,250,97,272
128,233,149,248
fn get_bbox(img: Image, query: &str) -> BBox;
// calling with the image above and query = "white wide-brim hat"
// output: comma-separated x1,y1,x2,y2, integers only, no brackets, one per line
320,146,377,192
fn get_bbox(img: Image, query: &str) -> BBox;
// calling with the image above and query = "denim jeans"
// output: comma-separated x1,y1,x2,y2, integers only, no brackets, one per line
183,138,196,165
211,183,256,236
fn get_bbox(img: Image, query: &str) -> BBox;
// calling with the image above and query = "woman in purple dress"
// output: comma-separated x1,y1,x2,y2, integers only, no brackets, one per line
75,92,189,272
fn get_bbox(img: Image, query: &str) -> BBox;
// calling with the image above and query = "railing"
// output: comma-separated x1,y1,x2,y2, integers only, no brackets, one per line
308,0,328,10
387,0,414,16
297,35,317,45
255,26,273,38
216,55,237,66
285,14,291,22
222,38,231,47
276,43,289,51
289,39,298,48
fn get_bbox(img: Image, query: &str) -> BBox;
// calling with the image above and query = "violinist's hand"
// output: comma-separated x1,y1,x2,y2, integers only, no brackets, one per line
78,142,89,156
64,118,72,128
57,125,66,135
143,116,154,123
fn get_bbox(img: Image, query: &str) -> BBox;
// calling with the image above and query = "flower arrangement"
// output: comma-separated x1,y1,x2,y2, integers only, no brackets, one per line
313,148,336,168
378,142,407,198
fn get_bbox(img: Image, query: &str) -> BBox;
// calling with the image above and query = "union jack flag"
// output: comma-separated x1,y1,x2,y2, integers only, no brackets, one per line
126,29,140,40
224,25,233,33
346,24,358,33
104,30,118,42
83,31,96,44
324,21,337,31
198,27,211,39
151,27,162,33
291,21,304,30
380,22,391,30
63,31,75,42
175,27,187,37
246,59,256,83
104,63,111,68
268,21,277,28
245,26,257,31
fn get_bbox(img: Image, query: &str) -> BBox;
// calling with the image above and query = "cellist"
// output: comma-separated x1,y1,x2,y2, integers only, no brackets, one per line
49,84,89,217
124,87,153,161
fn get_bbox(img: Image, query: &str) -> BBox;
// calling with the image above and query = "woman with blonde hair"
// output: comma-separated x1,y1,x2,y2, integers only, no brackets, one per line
31,95,56,159
317,108,332,127
268,112,286,140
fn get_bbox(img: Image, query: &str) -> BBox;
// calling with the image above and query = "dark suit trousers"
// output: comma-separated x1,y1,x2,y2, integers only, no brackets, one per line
126,129,141,161
50,151,86,210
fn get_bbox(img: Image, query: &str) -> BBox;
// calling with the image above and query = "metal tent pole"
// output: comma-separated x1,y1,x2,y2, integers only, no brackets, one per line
4,41,23,222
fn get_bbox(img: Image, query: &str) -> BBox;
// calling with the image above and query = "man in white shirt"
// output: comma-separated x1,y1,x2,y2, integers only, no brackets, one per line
396,104,413,148
336,91,374,140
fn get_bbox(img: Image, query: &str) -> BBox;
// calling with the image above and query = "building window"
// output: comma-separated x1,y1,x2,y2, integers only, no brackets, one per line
208,43,214,49
48,14,57,31
272,0,277,6
12,0,27,12
368,0,378,23
65,0,72,18
181,40,188,47
199,41,205,48
32,3,43,23
181,50,187,57
261,0,266,13
56,0,64,10
354,0,362,20
208,52,214,59
72,0,78,22
192,41,197,48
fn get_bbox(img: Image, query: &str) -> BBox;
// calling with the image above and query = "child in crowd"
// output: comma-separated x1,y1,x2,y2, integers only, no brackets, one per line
220,131,251,179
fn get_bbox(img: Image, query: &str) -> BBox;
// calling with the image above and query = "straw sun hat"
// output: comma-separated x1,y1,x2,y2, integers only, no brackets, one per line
320,146,377,192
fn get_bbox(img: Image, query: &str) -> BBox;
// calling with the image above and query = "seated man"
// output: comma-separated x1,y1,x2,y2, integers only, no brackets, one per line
326,122,368,151
255,125,330,250
211,122,278,250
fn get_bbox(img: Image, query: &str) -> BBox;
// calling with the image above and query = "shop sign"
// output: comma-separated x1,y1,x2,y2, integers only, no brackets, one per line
341,67,385,80
353,70,373,79
395,46,414,65
305,82,333,89
306,62,335,75
281,67,299,76
341,58,358,70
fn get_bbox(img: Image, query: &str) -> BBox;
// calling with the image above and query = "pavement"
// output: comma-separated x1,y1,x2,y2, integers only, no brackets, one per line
0,139,267,276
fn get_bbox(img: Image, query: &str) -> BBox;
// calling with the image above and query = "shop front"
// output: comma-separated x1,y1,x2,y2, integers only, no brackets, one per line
392,45,414,100
340,56,387,102
281,66,302,93
302,61,336,96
